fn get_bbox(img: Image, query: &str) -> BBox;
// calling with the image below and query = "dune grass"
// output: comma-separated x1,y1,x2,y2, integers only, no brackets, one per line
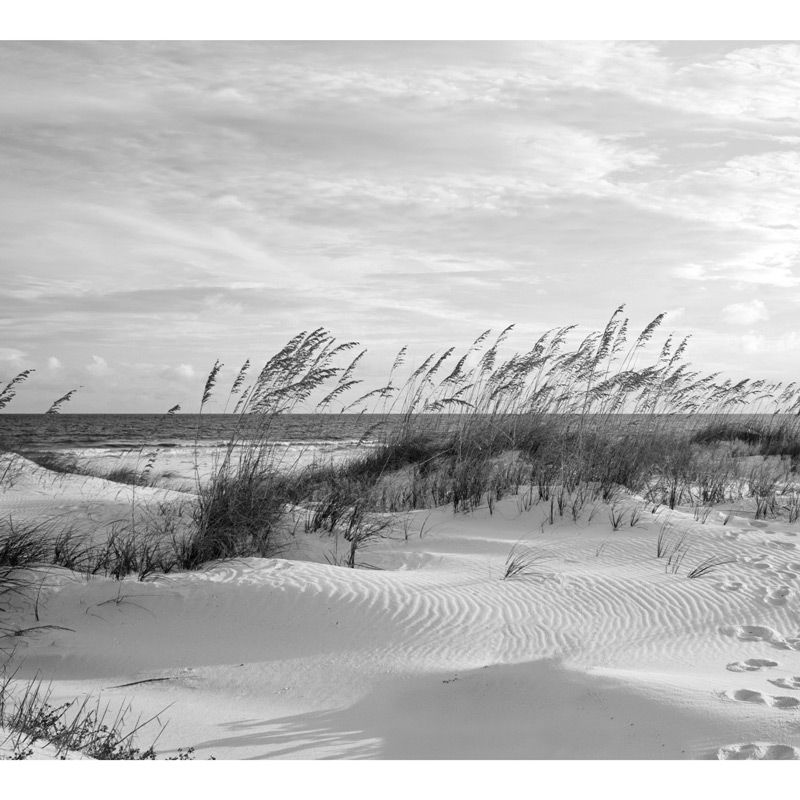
271,308,800,527
18,448,170,490
0,664,189,760
502,544,548,580
5,312,800,759
5,308,800,584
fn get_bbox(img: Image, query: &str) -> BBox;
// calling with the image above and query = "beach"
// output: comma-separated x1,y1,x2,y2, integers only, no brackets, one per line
2,441,800,759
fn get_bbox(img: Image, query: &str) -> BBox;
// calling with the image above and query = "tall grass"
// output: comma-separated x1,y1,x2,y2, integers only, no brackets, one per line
286,307,800,518
181,329,361,567
6,308,800,582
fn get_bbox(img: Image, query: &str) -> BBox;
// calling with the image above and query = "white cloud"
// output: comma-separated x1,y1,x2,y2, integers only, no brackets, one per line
289,124,655,217
626,151,800,231
741,331,800,354
47,356,62,370
85,355,110,375
159,363,197,382
6,42,800,408
664,306,685,322
213,193,251,210
671,242,800,289
0,347,25,364
521,42,800,125
673,265,707,281
722,299,769,326
666,44,800,123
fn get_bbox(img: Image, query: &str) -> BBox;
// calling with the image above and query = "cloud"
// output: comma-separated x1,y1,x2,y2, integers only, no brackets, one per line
673,265,707,281
664,306,685,322
664,44,800,124
624,151,800,231
85,355,110,376
741,331,800,355
517,42,800,125
674,245,800,289
4,42,800,409
722,299,769,326
0,348,26,369
47,356,62,370
156,363,198,386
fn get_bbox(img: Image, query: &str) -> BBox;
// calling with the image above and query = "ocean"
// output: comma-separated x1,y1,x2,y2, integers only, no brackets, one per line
0,413,404,486
0,411,782,488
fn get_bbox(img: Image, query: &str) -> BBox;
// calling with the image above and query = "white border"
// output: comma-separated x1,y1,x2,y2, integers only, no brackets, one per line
3,0,800,39
3,13,799,798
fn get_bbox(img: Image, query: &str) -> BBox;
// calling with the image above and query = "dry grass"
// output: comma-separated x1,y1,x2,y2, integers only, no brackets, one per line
183,328,360,567
0,665,181,760
502,544,548,580
686,555,737,580
6,309,800,584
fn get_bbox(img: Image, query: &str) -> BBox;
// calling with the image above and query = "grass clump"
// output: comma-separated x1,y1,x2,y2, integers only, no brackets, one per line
182,307,800,534
8,308,800,581
184,329,361,568
18,451,160,489
296,307,800,519
502,544,548,580
0,668,172,760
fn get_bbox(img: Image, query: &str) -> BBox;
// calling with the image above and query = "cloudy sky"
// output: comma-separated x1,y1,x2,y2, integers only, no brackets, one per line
2,40,800,412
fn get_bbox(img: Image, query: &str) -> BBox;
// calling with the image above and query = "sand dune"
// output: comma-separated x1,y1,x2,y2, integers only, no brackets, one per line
3,457,800,759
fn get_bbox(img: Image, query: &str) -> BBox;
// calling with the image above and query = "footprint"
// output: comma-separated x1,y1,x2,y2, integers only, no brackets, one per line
789,563,800,571
726,658,778,673
764,587,791,606
769,676,800,691
717,579,745,592
728,689,800,708
720,625,800,651
777,571,798,581
721,624,782,643
750,520,770,529
717,742,800,760
730,689,768,704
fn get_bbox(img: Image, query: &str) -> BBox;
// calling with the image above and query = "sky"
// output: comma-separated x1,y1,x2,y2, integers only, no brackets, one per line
2,40,800,412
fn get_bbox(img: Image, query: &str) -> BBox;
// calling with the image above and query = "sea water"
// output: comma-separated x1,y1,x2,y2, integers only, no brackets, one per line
0,414,401,487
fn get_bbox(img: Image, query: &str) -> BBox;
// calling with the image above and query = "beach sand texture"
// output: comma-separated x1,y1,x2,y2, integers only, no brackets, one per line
2,454,800,760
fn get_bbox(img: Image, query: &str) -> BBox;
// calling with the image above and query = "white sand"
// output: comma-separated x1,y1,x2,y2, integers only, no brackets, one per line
2,455,800,760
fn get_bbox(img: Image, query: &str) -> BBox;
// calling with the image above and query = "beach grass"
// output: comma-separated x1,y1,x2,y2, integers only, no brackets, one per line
0,666,171,760
4,308,800,582
5,311,800,759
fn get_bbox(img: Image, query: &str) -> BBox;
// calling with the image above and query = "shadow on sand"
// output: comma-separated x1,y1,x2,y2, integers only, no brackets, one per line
194,659,744,759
